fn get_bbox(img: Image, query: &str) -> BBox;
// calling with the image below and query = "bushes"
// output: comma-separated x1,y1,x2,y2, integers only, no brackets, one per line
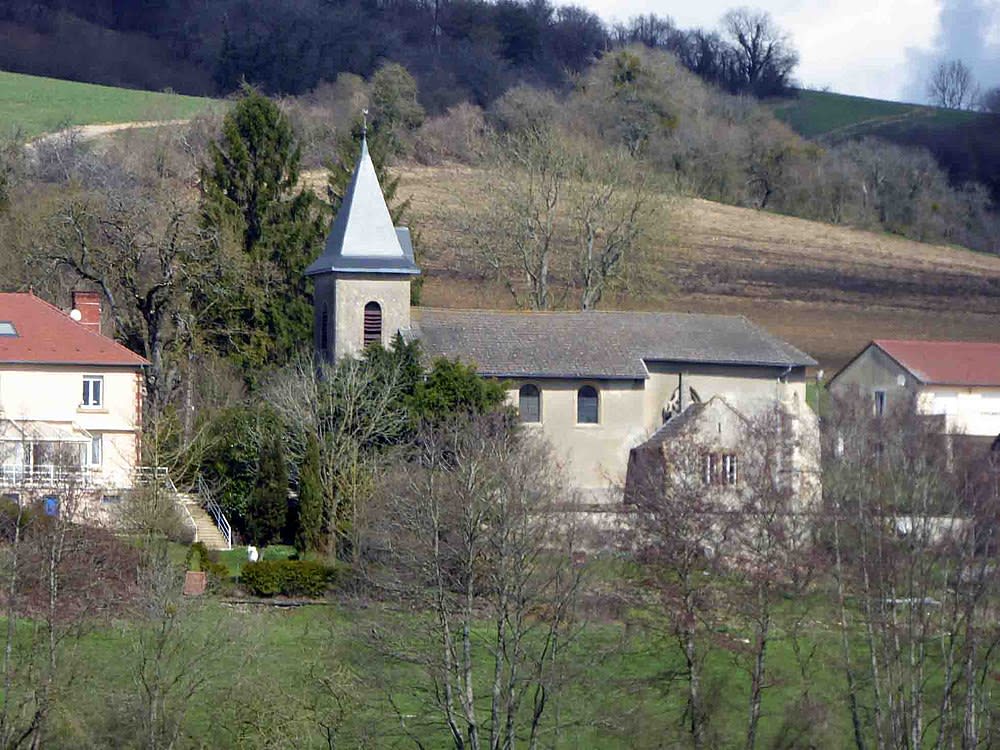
240,559,338,598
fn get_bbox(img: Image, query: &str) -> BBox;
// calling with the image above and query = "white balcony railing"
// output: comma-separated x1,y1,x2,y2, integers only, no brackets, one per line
0,464,97,488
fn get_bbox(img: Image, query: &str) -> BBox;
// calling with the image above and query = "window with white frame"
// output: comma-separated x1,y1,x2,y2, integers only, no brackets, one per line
90,434,103,466
82,375,104,408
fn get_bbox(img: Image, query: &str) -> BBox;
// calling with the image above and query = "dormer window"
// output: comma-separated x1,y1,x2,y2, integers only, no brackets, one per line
0,322,16,337
364,302,382,348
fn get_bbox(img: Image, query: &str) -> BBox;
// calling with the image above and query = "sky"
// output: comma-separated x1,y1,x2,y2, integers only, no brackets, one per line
564,0,1000,103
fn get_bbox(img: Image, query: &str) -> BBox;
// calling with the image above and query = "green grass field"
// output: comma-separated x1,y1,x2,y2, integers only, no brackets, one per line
771,89,980,140
0,70,216,138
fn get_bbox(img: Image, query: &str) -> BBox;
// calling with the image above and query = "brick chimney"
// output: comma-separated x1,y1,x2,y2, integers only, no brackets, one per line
71,291,102,335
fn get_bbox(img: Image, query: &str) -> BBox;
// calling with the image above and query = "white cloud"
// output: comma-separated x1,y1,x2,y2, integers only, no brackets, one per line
561,0,940,101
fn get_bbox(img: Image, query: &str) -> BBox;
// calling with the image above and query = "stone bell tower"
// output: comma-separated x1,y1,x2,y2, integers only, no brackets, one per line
305,135,420,363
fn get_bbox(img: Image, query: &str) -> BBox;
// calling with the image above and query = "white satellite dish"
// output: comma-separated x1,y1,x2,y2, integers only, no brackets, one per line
69,309,82,321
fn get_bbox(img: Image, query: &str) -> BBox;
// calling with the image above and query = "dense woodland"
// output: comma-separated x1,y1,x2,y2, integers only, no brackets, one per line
0,0,797,102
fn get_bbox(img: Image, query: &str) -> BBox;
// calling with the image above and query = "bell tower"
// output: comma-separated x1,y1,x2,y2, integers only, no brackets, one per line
306,135,420,362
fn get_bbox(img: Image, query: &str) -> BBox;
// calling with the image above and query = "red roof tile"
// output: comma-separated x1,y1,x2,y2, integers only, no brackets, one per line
874,339,1000,386
0,292,147,367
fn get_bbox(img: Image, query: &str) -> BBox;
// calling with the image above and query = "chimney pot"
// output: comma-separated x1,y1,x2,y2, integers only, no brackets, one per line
71,291,102,336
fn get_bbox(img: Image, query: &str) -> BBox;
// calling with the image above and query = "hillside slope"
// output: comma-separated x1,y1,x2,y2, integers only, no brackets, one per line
772,89,1000,203
387,163,1000,372
0,71,215,138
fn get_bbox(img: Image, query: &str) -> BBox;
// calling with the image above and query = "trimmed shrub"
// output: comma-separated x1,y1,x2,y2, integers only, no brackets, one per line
240,559,337,598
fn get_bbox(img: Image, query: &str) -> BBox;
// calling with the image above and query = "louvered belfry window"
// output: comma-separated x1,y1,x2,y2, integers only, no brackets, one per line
363,302,382,348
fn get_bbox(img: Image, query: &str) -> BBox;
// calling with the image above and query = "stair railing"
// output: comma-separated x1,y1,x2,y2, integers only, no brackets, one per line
136,466,196,540
197,475,233,551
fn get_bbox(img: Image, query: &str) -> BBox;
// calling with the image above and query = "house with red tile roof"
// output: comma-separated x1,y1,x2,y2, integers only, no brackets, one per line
0,290,148,517
829,339,1000,444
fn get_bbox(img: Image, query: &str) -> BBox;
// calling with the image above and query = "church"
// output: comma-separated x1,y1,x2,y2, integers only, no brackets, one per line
306,138,820,502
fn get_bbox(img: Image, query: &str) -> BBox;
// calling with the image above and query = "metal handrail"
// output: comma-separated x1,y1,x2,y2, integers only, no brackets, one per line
197,475,233,550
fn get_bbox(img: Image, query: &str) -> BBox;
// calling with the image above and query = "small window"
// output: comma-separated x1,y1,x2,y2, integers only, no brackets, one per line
873,389,886,417
363,301,382,348
519,384,541,423
0,322,17,337
90,434,103,466
321,305,330,351
703,453,738,485
577,385,599,424
703,453,718,485
82,375,104,408
723,454,738,485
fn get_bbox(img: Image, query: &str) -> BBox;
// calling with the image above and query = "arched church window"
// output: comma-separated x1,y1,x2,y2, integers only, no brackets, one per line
363,302,382,348
577,385,599,424
519,384,541,423
321,305,329,351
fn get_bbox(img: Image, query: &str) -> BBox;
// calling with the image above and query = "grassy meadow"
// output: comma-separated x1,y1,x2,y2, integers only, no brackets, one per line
771,89,980,140
34,555,861,749
0,70,215,138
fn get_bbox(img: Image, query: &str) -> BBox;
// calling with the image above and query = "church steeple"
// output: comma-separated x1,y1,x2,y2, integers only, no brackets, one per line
308,134,418,363
305,135,419,277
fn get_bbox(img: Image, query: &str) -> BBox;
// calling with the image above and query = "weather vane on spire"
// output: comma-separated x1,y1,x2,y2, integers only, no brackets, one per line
362,108,369,137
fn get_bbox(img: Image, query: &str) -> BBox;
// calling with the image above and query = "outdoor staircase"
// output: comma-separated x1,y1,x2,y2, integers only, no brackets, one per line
177,493,230,551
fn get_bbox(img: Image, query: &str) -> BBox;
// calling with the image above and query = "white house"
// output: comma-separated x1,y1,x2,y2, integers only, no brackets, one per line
829,339,1000,447
0,291,148,515
308,137,820,501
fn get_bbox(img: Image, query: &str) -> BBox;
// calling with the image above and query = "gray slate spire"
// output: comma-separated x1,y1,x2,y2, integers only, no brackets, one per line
305,136,420,276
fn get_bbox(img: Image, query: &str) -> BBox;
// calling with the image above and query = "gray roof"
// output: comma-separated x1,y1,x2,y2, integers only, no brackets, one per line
411,309,816,380
306,137,419,277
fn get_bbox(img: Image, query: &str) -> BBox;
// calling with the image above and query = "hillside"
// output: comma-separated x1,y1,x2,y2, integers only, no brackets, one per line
384,163,1000,373
771,90,979,140
0,71,215,138
773,89,1000,203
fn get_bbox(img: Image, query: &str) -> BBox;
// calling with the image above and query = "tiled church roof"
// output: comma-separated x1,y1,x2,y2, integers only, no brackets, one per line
411,308,815,379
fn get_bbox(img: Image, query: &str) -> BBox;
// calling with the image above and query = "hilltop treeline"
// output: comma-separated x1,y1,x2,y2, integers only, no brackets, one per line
391,47,999,255
0,1,796,103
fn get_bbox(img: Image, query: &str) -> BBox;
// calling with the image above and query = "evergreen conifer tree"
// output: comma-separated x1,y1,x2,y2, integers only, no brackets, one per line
294,433,324,553
197,85,327,374
247,434,290,545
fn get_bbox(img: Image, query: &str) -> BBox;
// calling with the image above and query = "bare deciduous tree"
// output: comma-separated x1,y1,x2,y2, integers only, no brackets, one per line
268,353,410,559
364,415,584,750
821,392,1000,749
927,59,980,110
721,8,798,95
475,131,651,311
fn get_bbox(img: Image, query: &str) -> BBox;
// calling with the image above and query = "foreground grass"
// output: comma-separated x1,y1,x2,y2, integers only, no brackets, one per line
48,597,854,748
0,70,215,138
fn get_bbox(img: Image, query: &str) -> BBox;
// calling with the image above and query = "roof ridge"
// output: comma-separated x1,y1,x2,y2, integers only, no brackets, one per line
416,306,743,320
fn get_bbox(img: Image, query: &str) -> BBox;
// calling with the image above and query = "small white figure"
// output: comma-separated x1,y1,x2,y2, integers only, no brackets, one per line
247,545,259,563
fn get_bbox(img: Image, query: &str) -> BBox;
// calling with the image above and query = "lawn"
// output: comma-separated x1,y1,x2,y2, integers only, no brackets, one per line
49,592,855,748
0,70,216,138
771,89,980,139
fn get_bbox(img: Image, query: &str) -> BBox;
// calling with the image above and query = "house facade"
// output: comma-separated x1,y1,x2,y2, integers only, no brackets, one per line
0,291,147,514
309,137,820,501
829,339,1000,446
